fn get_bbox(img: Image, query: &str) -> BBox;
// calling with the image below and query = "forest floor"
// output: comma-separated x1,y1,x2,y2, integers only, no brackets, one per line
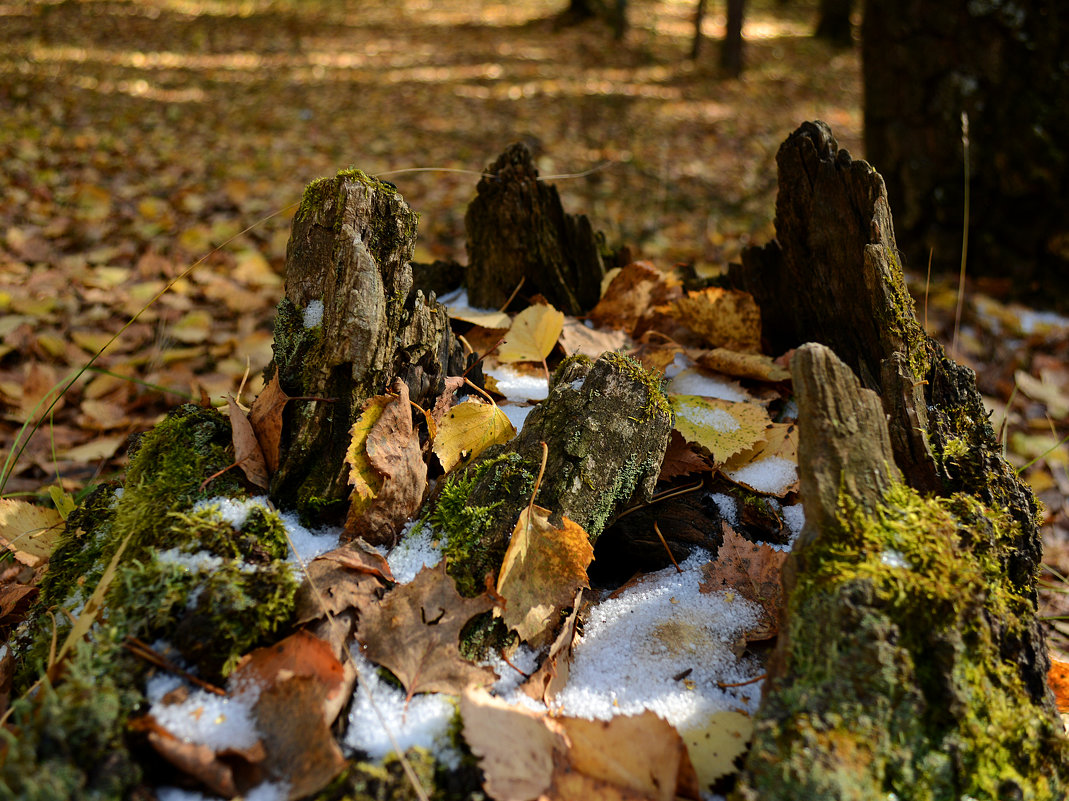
1,0,1068,647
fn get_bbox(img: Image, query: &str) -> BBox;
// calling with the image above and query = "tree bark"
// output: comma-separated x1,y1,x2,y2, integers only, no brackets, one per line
465,143,606,316
720,0,746,77
730,121,1067,798
862,0,1069,308
815,0,852,46
268,169,472,523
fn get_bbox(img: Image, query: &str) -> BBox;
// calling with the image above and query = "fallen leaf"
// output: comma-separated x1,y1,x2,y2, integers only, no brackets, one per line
249,372,291,472
60,434,126,464
1049,657,1069,713
18,362,65,423
670,395,771,465
230,630,347,708
721,422,800,497
0,498,65,567
357,562,497,697
700,524,786,640
228,393,269,489
432,398,515,473
587,261,682,335
694,348,791,382
558,319,631,359
659,429,714,481
344,380,428,546
293,542,394,625
520,592,582,704
670,288,762,352
344,393,392,518
678,709,753,790
497,505,592,649
497,304,565,364
429,375,467,426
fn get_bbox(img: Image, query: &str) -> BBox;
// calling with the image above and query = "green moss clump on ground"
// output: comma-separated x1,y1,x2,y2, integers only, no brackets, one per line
6,404,303,797
745,480,1068,800
427,452,534,598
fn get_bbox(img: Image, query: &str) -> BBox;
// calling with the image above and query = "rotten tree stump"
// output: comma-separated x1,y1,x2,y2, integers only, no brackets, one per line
464,142,606,316
730,122,1067,798
267,169,472,523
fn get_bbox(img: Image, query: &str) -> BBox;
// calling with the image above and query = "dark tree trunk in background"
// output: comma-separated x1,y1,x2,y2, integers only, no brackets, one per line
862,0,1069,308
691,0,707,59
720,0,746,77
815,0,852,46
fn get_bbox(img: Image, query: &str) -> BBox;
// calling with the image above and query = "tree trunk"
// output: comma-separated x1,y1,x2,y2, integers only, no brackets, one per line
720,0,746,77
691,0,707,60
814,0,852,46
465,142,606,316
268,169,472,523
862,0,1069,308
730,121,1068,799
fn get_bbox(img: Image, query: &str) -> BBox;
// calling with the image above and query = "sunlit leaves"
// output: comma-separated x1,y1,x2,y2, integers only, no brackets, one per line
432,398,515,473
496,304,564,365
670,394,770,465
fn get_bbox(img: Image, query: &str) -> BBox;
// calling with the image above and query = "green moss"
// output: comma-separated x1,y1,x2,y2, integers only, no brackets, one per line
311,746,482,801
752,479,1068,799
428,452,534,598
601,350,671,424
549,352,594,391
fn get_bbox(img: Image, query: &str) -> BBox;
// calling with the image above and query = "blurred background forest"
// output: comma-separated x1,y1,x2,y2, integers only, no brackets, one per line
1,0,1067,641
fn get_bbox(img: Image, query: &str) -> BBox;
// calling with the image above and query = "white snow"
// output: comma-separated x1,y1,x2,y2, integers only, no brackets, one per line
669,369,749,402
344,651,460,763
684,403,739,434
709,493,739,525
782,503,805,537
500,402,536,432
554,552,764,727
387,521,443,584
484,364,550,401
191,496,341,564
302,299,324,329
145,673,261,752
726,456,797,496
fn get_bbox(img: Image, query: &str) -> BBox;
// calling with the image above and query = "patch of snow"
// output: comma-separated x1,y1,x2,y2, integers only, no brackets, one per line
664,353,691,379
302,299,324,329
500,402,535,432
191,496,341,565
146,675,261,752
669,370,748,402
709,493,738,526
781,504,805,537
726,457,797,496
486,645,540,697
569,378,585,391
484,364,550,402
155,548,225,574
1018,308,1069,334
344,652,459,764
680,402,739,434
555,552,764,727
387,522,442,584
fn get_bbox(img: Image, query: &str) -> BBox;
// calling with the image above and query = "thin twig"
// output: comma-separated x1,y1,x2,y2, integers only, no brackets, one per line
717,673,766,689
123,637,226,696
653,522,682,573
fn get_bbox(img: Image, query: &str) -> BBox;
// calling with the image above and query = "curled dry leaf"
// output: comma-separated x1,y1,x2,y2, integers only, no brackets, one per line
694,347,791,383
587,261,682,335
699,524,786,641
248,372,291,472
520,591,582,704
357,561,498,697
293,542,394,625
227,393,269,489
659,429,714,482
497,505,592,649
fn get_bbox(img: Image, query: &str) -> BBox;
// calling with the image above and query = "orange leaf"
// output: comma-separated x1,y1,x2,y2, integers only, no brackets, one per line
249,372,291,473
228,394,269,489
699,524,786,641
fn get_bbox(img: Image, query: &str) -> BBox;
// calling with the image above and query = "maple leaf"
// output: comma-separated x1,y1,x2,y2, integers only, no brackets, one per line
670,395,771,465
227,393,269,489
357,562,497,697
344,380,428,546
587,261,682,335
496,505,592,649
699,524,786,640
248,372,291,472
496,303,565,365
432,398,515,473
670,288,762,353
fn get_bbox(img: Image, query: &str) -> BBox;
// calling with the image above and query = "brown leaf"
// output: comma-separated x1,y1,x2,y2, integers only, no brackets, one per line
357,562,497,697
588,262,682,335
559,319,631,359
520,592,582,704
145,728,243,798
249,372,291,473
230,630,347,706
497,505,592,649
344,380,428,546
694,348,791,382
254,675,348,800
430,375,467,426
699,524,786,640
1049,657,1069,714
227,394,269,489
670,288,762,353
293,543,394,625
659,430,714,482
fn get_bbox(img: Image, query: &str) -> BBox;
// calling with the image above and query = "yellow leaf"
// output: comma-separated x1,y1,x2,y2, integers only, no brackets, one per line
496,304,564,364
678,709,753,789
496,504,592,648
670,395,770,465
695,348,791,382
0,498,65,567
432,399,515,473
170,310,213,344
447,305,512,329
47,485,77,519
671,288,762,352
344,394,391,516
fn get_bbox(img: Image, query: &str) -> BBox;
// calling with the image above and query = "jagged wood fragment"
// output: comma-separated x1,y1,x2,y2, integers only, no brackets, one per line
464,142,606,316
267,169,471,522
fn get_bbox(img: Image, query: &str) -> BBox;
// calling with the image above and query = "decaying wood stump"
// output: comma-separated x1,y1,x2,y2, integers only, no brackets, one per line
464,142,606,316
731,122,1068,798
268,169,472,522
432,352,673,598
